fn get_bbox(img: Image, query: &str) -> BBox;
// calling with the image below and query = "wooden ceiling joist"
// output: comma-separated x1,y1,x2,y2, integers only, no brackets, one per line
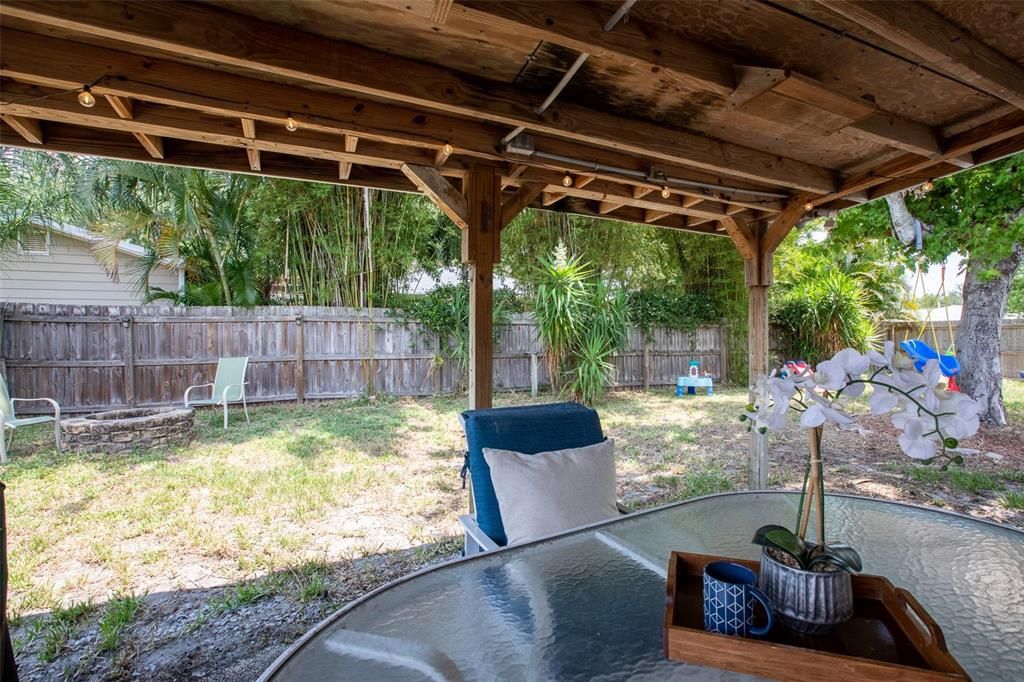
598,200,626,215
0,2,839,193
104,94,134,120
643,209,672,224
816,0,1024,111
0,114,43,144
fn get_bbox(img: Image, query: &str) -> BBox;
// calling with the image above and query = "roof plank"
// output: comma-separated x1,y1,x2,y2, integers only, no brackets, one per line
817,0,1024,110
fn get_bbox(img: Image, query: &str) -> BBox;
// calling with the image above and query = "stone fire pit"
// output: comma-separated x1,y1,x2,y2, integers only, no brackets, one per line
61,407,195,453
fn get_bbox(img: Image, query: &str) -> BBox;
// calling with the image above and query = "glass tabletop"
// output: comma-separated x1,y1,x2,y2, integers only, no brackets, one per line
261,492,1024,681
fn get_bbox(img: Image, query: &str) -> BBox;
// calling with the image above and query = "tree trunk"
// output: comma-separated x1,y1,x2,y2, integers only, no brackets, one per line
957,242,1023,425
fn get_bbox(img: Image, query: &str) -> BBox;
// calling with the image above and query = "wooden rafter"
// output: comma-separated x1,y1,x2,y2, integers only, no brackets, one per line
430,0,454,25
644,209,672,224
101,92,163,159
0,114,42,144
0,3,838,192
816,0,1024,110
400,163,468,229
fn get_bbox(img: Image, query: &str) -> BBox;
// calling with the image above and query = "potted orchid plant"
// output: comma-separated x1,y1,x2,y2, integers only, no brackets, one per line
741,342,981,634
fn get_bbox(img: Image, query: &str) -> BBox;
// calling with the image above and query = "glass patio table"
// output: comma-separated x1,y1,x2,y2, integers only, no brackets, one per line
261,491,1024,681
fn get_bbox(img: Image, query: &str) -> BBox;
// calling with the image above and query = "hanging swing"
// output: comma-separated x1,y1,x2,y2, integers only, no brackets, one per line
900,261,962,390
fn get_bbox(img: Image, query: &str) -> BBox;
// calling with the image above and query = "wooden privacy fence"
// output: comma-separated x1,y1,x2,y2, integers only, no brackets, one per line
0,303,726,414
883,319,1024,378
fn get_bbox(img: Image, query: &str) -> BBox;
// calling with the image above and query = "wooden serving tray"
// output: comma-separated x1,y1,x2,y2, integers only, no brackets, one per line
665,551,969,681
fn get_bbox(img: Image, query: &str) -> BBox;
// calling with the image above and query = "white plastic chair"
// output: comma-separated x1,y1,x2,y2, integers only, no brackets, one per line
184,357,250,428
0,374,61,463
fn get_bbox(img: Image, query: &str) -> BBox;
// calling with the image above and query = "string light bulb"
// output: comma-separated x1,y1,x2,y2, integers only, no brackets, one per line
77,86,96,108
285,116,299,132
921,179,934,192
561,173,573,187
803,201,814,212
660,186,671,199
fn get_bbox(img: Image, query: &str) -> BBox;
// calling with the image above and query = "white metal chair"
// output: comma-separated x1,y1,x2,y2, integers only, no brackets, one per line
0,374,61,464
184,357,250,428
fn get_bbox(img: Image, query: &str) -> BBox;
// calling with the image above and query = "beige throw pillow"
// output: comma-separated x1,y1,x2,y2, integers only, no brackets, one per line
483,439,618,546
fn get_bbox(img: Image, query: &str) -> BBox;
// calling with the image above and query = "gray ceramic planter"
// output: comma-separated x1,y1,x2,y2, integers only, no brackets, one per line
758,549,853,635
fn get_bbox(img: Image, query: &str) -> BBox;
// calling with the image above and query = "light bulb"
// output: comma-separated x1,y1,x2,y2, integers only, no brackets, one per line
562,174,573,187
921,179,934,192
441,143,453,156
803,202,814,212
77,87,96,108
285,116,298,132
660,186,671,199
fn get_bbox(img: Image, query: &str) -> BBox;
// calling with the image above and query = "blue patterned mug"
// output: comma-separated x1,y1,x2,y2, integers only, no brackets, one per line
703,561,774,637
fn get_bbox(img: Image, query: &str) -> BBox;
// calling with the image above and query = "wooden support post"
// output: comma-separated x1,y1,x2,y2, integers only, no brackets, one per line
122,316,135,407
463,166,501,410
294,315,305,404
719,318,729,384
747,273,770,490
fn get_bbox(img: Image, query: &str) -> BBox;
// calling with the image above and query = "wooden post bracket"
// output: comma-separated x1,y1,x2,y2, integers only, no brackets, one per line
400,163,468,229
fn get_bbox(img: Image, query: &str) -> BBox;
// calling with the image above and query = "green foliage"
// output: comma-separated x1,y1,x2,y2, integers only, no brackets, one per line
626,289,717,334
533,247,630,404
0,150,80,253
1009,269,1024,314
394,281,518,385
39,600,95,662
771,270,879,363
752,524,863,573
97,592,144,652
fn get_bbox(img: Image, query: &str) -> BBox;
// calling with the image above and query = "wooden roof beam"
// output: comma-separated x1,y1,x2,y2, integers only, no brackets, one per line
0,114,43,144
816,0,1024,110
430,0,454,25
644,210,672,224
809,111,1024,207
0,120,428,194
0,84,448,172
400,163,468,229
0,4,837,192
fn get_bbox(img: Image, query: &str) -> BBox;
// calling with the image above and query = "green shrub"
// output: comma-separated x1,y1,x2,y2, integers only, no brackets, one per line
771,270,878,364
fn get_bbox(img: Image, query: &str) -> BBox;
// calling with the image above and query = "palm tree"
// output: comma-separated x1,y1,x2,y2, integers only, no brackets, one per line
76,161,263,305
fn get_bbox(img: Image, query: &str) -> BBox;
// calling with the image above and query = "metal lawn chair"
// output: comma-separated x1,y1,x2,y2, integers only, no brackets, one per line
458,402,624,555
0,374,61,464
184,357,250,428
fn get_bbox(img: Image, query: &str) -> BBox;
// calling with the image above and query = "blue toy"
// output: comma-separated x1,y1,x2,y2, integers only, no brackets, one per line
899,339,960,377
677,360,713,396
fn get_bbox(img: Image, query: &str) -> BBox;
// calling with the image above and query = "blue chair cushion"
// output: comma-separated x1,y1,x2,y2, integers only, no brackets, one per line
461,402,605,546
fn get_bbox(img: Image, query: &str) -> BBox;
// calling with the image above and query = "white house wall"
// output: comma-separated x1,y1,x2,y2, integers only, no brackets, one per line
0,232,180,305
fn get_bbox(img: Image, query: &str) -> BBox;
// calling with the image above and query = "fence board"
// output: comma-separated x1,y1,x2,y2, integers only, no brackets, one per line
1,303,725,413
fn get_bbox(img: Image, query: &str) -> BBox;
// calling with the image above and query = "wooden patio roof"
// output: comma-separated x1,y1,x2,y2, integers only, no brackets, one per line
1,0,1021,239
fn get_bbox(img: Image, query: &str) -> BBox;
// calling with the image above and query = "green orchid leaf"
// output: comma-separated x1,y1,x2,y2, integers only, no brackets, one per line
752,525,807,566
806,543,862,573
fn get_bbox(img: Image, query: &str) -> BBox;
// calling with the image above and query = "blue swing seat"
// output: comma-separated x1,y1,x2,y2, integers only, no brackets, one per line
900,339,960,377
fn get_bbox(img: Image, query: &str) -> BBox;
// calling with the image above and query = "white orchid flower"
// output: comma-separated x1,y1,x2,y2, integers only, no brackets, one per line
800,391,857,429
867,341,895,369
868,382,901,414
808,359,848,391
898,417,938,460
832,348,870,378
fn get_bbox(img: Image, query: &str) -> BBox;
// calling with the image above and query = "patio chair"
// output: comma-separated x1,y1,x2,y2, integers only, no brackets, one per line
0,374,61,464
184,357,250,428
459,402,624,555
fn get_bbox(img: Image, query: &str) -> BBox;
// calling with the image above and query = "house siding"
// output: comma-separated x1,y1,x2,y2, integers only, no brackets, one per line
0,232,180,305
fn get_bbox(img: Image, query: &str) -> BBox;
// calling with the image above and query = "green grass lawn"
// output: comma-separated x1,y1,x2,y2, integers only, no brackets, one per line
2,380,1022,676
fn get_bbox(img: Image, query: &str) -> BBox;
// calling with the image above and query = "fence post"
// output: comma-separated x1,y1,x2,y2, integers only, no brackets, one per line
294,315,305,404
530,352,539,397
719,319,729,385
122,316,135,407
641,332,650,391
